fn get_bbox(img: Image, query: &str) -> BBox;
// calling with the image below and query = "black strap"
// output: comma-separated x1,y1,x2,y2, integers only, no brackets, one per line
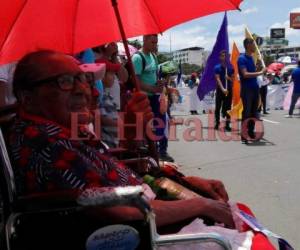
135,51,158,72
135,51,147,72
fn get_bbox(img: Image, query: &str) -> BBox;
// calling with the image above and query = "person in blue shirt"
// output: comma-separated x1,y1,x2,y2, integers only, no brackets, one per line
238,38,266,143
214,50,234,131
288,60,300,117
76,49,104,104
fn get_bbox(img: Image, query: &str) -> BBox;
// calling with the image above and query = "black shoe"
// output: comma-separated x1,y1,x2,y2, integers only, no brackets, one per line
159,153,175,162
241,136,248,144
225,126,231,132
263,111,270,115
225,121,231,131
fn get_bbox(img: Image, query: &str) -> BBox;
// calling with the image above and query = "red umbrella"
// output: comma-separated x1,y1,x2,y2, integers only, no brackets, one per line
0,0,242,65
0,0,241,160
267,62,284,74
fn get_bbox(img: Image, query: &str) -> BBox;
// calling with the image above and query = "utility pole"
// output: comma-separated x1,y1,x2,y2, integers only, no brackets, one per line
169,33,172,54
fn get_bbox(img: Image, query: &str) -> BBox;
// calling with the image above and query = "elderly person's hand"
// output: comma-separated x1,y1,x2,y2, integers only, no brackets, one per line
121,91,154,147
201,198,235,228
182,176,229,202
125,91,154,125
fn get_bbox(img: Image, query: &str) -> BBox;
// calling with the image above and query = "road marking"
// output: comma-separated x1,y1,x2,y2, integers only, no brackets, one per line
262,118,280,124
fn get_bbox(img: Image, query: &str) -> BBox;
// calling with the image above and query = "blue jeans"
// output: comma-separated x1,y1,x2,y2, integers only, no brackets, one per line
148,95,168,155
289,92,300,115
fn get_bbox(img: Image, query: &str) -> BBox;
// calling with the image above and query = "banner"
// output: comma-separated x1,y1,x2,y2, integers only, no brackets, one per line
283,83,300,110
266,85,287,110
172,87,214,113
172,84,299,114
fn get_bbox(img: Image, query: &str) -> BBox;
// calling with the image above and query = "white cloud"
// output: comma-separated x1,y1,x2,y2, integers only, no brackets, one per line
243,7,258,14
229,36,245,51
270,20,299,37
158,30,216,51
156,5,300,52
290,7,300,13
228,24,246,35
270,6,300,40
183,26,206,35
158,23,247,52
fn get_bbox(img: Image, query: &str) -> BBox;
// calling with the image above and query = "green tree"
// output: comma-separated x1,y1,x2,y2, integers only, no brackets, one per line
128,39,142,49
157,53,170,64
182,63,202,75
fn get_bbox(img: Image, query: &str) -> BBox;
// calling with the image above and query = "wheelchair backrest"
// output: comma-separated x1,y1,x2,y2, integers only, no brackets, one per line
0,104,18,220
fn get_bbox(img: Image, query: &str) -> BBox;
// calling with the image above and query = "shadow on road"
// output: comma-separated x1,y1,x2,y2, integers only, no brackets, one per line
245,138,276,146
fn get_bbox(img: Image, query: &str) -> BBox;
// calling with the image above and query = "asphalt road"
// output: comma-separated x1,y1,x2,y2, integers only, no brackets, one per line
168,110,300,248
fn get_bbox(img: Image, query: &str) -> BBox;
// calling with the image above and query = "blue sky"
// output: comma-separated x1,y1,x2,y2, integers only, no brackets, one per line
158,0,300,52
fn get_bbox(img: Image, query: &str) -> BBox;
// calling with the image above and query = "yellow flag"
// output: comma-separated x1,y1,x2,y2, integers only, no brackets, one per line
245,27,265,67
228,100,243,120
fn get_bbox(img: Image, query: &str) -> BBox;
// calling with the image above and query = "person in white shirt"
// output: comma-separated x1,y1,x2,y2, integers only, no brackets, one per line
257,73,272,114
0,62,17,107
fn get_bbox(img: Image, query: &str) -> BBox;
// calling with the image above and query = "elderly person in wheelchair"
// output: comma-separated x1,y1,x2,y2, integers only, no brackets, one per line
0,49,281,250
7,50,235,229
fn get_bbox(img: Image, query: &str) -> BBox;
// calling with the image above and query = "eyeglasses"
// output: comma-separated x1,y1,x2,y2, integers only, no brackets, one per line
29,72,95,91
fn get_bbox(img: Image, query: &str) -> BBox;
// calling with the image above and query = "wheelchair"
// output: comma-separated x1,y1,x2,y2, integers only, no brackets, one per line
0,104,232,250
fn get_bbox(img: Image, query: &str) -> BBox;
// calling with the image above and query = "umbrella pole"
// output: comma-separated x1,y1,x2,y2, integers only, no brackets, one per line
111,0,159,162
111,0,140,92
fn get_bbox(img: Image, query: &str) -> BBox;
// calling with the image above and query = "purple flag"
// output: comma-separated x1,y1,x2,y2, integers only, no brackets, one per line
197,12,230,100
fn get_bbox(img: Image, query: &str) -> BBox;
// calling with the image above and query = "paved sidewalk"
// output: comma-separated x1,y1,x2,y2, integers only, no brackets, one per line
168,110,300,248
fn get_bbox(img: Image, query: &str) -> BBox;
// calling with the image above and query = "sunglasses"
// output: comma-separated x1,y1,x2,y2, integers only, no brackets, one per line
28,72,95,91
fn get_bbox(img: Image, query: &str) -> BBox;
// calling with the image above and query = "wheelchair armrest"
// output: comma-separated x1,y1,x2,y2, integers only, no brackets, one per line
14,190,80,212
13,186,150,215
148,212,232,250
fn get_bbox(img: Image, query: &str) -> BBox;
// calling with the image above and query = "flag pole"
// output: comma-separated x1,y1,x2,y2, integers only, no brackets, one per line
225,67,228,90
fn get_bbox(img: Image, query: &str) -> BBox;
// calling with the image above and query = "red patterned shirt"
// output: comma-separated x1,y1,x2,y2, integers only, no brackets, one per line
9,111,142,195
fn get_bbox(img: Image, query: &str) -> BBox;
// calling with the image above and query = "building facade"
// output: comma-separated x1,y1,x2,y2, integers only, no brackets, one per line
262,45,300,60
172,47,209,67
261,36,300,60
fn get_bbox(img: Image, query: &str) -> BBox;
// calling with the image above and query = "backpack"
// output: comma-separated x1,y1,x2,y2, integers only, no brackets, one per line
120,52,158,110
124,51,158,91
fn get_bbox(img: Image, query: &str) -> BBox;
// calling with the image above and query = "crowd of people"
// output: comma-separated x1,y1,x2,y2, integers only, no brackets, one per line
0,33,299,248
0,35,239,231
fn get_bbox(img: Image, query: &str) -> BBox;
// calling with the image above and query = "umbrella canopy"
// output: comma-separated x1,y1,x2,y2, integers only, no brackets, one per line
0,0,242,65
117,43,138,57
267,62,284,74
